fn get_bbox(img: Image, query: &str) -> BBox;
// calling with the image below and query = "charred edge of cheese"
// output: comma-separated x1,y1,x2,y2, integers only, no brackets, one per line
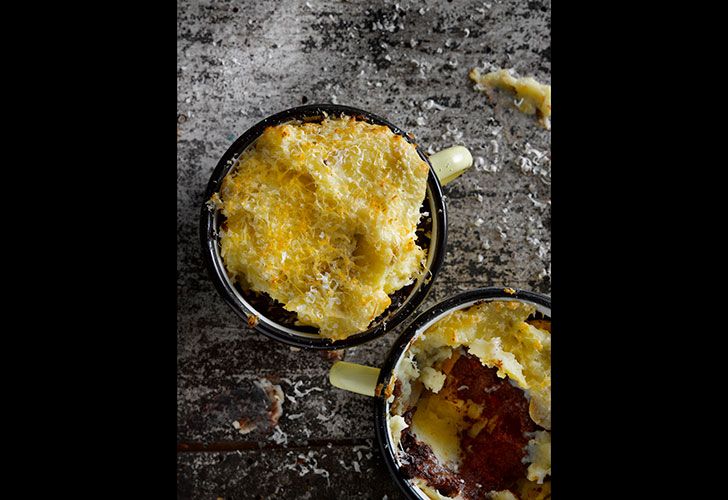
387,300,551,498
214,116,430,340
469,68,551,130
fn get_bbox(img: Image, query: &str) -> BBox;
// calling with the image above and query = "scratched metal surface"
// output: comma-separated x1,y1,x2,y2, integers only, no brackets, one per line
177,0,550,497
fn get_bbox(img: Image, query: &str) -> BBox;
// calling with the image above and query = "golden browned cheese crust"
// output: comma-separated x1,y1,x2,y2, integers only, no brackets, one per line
215,116,430,340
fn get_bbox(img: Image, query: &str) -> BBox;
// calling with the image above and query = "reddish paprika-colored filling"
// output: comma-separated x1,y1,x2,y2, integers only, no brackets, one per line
399,353,541,499
453,354,538,497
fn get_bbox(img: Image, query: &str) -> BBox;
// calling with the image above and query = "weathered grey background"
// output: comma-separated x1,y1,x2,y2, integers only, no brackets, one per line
177,0,550,498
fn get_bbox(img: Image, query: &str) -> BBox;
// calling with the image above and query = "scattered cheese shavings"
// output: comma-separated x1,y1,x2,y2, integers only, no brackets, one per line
422,99,446,111
316,410,338,422
269,425,288,445
527,193,550,209
474,155,485,171
286,451,331,485
292,380,325,398
441,124,463,142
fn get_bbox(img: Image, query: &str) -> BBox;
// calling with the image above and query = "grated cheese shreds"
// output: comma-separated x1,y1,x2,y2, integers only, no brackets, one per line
216,117,429,340
469,68,551,130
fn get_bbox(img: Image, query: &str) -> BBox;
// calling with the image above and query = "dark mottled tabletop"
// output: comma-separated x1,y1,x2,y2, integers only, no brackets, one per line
177,0,550,498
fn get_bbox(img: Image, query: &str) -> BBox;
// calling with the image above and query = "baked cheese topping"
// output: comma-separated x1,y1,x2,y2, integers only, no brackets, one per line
389,300,551,499
469,68,552,130
214,116,430,340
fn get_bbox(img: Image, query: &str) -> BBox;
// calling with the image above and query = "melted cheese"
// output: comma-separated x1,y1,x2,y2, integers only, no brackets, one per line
469,68,552,130
215,116,429,340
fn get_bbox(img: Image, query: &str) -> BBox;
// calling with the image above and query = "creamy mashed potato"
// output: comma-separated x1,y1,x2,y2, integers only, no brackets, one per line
213,116,430,340
388,300,551,499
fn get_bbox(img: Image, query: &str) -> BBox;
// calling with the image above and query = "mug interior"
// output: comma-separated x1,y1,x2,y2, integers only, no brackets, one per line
374,288,551,499
201,104,447,349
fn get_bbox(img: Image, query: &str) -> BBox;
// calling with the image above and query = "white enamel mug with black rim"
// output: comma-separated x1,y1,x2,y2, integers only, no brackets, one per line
328,287,551,499
200,104,472,350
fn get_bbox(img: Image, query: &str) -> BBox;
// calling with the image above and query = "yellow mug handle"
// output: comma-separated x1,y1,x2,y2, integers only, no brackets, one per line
329,361,381,397
429,146,473,186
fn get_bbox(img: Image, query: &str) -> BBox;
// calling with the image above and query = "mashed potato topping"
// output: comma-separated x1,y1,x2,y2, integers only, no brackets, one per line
469,68,552,130
214,116,430,340
388,300,551,499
